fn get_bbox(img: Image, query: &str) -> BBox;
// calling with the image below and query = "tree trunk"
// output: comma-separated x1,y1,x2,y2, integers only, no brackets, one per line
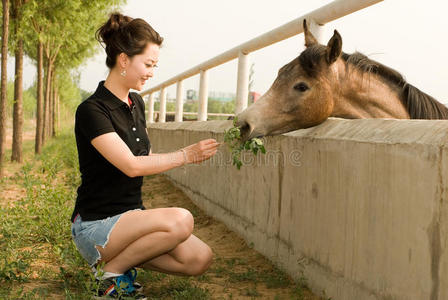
50,70,55,137
48,70,52,137
42,59,47,143
0,0,10,176
46,62,52,140
11,37,23,162
35,41,44,154
56,89,59,133
53,78,59,137
42,58,52,144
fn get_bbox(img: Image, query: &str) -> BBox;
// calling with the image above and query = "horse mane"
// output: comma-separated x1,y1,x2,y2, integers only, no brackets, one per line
298,45,448,119
341,52,448,119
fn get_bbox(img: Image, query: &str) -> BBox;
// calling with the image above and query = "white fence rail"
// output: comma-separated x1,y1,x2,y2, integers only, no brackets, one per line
150,111,234,122
141,0,383,123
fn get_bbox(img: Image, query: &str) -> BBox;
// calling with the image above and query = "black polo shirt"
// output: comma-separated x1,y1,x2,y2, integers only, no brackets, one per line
71,81,150,222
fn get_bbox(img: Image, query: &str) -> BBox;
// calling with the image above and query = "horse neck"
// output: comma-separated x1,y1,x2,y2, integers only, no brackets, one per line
329,61,410,119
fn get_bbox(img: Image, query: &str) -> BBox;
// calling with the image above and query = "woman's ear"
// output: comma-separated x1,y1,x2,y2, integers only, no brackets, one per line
117,52,129,69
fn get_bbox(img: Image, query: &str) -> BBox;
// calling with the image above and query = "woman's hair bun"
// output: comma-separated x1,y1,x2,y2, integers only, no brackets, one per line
96,12,132,45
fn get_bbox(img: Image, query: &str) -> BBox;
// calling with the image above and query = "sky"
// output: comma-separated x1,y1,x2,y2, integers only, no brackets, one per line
10,0,448,104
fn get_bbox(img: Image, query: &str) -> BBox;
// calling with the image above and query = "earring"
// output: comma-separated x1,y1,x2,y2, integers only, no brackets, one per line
120,69,127,77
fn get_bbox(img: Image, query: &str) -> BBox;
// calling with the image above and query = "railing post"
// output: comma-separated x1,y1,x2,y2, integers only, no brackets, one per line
198,70,209,121
175,80,183,122
159,87,167,123
235,51,250,114
148,93,155,124
308,18,325,44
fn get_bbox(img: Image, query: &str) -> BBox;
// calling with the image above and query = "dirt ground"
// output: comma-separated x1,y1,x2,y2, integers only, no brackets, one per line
0,120,35,206
141,175,322,300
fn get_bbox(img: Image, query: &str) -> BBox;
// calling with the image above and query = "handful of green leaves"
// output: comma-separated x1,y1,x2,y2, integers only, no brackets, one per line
224,118,266,170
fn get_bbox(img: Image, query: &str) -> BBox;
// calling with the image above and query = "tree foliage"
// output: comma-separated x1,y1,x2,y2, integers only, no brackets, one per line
0,0,127,163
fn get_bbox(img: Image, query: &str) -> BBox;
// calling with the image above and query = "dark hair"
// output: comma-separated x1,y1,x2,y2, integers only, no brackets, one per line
96,12,164,68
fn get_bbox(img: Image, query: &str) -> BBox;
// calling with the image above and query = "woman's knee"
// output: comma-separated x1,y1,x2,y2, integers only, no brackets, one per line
167,208,194,242
187,245,213,276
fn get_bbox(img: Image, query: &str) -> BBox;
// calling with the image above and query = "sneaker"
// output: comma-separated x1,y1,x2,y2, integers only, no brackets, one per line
94,274,147,299
124,268,143,292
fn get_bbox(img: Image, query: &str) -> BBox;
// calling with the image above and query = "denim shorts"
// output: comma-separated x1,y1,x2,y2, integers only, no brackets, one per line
71,210,140,266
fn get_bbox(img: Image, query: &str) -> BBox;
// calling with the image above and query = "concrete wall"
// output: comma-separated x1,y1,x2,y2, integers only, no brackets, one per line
147,118,448,300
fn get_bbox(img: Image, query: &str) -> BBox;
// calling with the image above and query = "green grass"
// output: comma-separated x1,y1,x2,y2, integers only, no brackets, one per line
0,129,93,299
148,277,211,299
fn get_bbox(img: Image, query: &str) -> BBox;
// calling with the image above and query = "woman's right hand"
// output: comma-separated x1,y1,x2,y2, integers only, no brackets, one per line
182,139,220,164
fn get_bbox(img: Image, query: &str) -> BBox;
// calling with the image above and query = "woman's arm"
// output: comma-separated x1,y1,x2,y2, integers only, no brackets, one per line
91,132,219,177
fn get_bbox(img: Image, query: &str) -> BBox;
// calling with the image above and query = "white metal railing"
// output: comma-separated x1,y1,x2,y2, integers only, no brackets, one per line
141,0,383,123
147,111,234,122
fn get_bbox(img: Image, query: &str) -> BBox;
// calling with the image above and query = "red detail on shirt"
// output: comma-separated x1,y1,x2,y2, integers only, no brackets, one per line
128,96,133,107
73,213,80,223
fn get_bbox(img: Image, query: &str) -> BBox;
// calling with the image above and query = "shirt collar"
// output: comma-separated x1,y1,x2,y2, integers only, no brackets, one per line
93,81,136,110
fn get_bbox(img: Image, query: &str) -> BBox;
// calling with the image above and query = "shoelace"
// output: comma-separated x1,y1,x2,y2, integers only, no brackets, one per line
115,274,136,294
124,268,137,282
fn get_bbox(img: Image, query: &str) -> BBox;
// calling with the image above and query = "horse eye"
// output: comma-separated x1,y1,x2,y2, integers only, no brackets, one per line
294,82,309,92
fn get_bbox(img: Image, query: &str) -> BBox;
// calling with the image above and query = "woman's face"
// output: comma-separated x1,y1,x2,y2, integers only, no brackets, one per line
123,43,160,91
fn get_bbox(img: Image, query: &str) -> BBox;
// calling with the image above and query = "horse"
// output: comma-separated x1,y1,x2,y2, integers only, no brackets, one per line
236,20,448,141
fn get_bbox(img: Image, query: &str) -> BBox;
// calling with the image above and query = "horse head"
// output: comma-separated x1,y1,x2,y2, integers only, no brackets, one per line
236,20,343,141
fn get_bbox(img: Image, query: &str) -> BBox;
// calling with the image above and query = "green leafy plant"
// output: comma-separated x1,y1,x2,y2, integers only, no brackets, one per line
224,117,266,169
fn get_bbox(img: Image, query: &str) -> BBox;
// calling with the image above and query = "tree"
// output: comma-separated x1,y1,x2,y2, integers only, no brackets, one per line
37,0,125,142
10,0,29,162
0,0,10,175
35,40,43,153
21,0,45,153
2,0,128,156
22,0,124,151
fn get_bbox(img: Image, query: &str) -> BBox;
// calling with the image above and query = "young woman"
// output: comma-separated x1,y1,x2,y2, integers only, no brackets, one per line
71,13,218,299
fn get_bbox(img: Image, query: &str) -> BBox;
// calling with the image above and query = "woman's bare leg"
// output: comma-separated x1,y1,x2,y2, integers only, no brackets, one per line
95,207,194,274
138,234,213,276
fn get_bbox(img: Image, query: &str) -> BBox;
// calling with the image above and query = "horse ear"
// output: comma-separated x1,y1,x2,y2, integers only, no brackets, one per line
326,30,342,64
303,19,318,47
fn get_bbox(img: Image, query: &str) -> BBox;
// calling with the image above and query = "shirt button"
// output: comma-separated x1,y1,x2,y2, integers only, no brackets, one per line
136,138,140,142
132,127,136,131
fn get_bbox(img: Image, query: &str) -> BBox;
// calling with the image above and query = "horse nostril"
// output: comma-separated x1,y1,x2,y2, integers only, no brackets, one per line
235,113,258,141
238,121,252,142
239,121,249,132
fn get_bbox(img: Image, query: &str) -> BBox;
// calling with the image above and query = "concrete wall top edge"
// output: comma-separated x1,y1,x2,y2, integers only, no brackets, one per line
148,118,448,146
